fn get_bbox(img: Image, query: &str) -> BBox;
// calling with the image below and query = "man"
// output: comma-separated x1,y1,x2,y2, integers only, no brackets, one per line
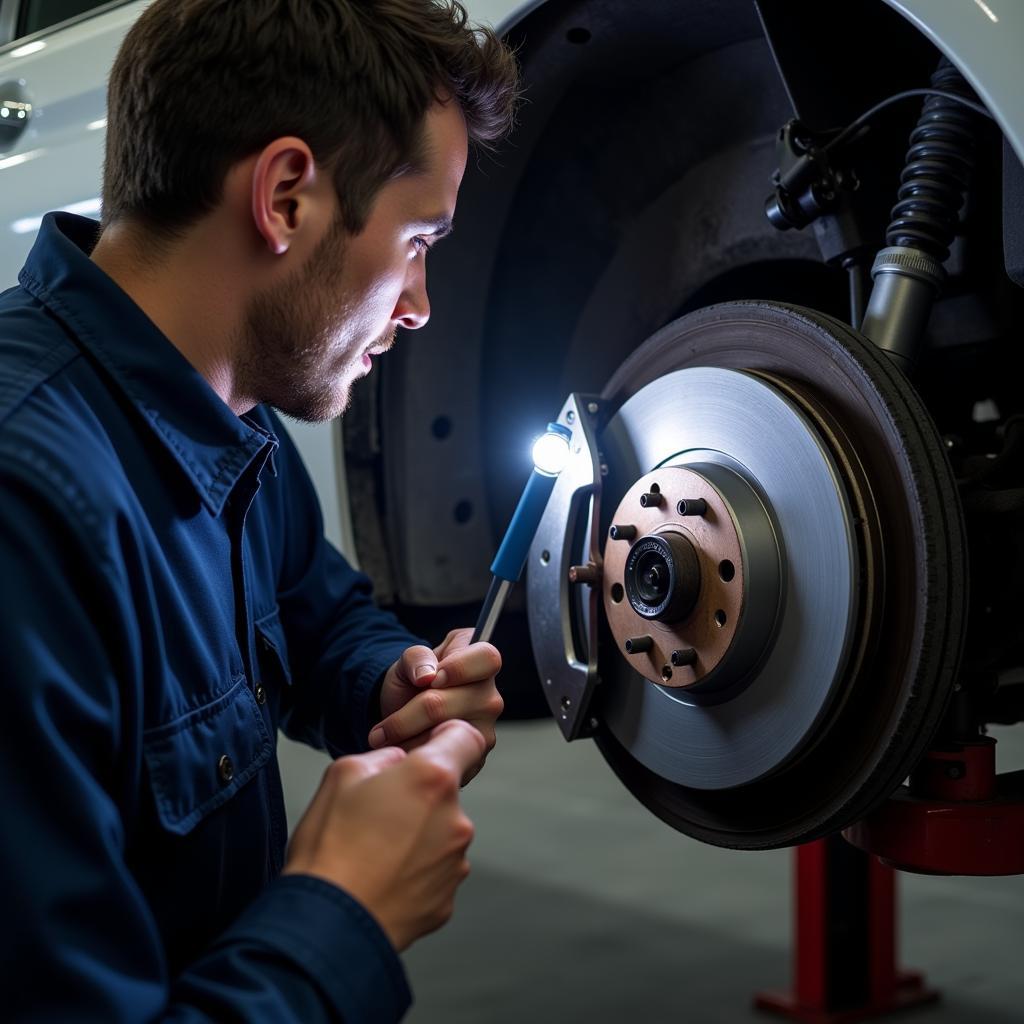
0,1,519,1020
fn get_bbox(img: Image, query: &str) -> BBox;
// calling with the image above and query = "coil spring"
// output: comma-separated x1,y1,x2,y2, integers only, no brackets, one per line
885,58,979,262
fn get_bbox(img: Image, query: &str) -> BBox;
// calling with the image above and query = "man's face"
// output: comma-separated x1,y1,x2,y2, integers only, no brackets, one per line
239,100,468,422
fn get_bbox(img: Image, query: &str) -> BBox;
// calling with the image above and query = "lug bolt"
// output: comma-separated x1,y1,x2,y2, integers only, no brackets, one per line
624,635,654,655
609,524,637,541
640,492,663,508
569,563,601,586
676,498,708,517
671,648,697,667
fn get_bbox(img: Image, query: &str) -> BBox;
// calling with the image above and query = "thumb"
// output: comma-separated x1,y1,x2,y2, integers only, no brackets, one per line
398,644,438,687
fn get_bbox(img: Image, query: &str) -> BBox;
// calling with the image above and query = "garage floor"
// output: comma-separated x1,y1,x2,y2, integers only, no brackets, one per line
280,721,1024,1024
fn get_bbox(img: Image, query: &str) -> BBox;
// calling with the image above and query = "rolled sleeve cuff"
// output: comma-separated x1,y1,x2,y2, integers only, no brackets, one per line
216,874,412,1023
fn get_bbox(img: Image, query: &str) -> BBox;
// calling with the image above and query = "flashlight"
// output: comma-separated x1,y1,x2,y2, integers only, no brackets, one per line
471,421,573,645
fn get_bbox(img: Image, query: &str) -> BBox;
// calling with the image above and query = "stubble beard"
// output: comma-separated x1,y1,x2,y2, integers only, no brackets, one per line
237,217,392,424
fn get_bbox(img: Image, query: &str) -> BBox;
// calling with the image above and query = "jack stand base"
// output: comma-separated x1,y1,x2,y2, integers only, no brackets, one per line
754,837,938,1023
754,972,938,1024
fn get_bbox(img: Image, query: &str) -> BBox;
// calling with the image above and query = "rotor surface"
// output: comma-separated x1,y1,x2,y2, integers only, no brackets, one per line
600,367,858,790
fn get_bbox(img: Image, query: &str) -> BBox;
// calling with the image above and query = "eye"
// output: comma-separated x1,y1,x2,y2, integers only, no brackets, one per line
411,236,431,258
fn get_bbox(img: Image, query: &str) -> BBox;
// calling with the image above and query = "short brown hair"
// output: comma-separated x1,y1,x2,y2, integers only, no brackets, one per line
102,0,519,236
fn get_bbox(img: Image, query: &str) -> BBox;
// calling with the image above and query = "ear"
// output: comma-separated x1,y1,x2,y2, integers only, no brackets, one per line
250,137,318,256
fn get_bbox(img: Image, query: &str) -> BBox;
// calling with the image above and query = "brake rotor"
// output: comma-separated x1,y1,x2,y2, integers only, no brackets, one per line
529,301,967,849
599,365,860,791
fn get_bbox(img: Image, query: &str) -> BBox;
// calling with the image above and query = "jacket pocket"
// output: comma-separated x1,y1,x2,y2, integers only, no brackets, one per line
143,676,274,836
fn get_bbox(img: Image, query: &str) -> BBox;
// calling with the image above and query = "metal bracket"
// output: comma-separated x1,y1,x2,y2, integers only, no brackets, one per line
526,393,604,740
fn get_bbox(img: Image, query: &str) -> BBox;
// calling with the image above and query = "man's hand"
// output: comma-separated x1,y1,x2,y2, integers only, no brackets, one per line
369,629,503,784
283,720,485,952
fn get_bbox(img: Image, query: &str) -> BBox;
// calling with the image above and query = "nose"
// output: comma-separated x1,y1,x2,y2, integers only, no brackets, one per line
394,261,430,330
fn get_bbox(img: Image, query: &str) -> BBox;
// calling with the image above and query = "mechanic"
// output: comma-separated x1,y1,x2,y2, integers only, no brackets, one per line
0,1,519,1021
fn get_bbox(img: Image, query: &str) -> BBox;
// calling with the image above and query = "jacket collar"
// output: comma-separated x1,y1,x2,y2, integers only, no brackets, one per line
18,213,276,515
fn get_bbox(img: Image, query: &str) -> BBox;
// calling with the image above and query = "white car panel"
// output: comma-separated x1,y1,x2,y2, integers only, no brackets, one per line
887,0,1024,165
0,1,148,284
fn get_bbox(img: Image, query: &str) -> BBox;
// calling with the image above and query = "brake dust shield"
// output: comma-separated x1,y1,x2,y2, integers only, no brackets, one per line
526,302,967,849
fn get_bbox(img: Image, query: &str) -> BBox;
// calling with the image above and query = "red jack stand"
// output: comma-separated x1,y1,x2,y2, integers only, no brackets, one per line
754,836,938,1023
844,738,1024,876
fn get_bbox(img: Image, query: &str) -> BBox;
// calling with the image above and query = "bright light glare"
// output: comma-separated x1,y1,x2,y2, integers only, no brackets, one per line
532,431,571,476
11,41,46,58
972,0,999,22
0,148,44,173
87,118,108,131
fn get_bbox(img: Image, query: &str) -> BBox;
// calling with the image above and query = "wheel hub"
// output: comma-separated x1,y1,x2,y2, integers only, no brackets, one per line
603,464,779,692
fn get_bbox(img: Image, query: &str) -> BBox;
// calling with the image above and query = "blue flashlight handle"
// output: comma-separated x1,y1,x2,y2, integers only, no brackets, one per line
489,468,559,582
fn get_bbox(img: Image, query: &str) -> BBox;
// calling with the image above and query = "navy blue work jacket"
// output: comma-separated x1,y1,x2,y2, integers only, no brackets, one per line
0,214,422,1022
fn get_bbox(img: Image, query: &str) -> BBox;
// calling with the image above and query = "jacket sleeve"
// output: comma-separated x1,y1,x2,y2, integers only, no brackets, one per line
268,418,428,757
0,447,411,1023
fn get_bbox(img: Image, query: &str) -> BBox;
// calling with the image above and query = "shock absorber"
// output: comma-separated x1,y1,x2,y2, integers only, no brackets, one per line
860,58,980,370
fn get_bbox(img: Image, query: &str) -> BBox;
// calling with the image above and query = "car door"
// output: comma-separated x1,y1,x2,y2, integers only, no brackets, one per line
0,0,146,287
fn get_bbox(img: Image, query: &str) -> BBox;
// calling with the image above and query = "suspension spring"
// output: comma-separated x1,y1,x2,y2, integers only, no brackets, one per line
885,58,979,262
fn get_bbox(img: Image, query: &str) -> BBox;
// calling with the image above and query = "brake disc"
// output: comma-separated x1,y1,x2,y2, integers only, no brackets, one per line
527,301,967,849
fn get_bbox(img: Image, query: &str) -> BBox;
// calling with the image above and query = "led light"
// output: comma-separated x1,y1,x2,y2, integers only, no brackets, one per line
532,430,571,476
11,41,46,58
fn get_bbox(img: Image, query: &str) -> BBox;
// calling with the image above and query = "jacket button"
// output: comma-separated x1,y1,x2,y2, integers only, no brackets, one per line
218,755,235,784
255,683,267,705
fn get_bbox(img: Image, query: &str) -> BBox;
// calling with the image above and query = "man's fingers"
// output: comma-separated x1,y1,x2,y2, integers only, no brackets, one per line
433,642,502,688
399,644,438,686
411,720,487,780
370,684,493,749
432,628,473,661
331,745,407,785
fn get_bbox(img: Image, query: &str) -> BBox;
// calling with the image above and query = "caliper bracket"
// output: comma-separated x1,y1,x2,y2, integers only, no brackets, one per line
526,393,604,740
